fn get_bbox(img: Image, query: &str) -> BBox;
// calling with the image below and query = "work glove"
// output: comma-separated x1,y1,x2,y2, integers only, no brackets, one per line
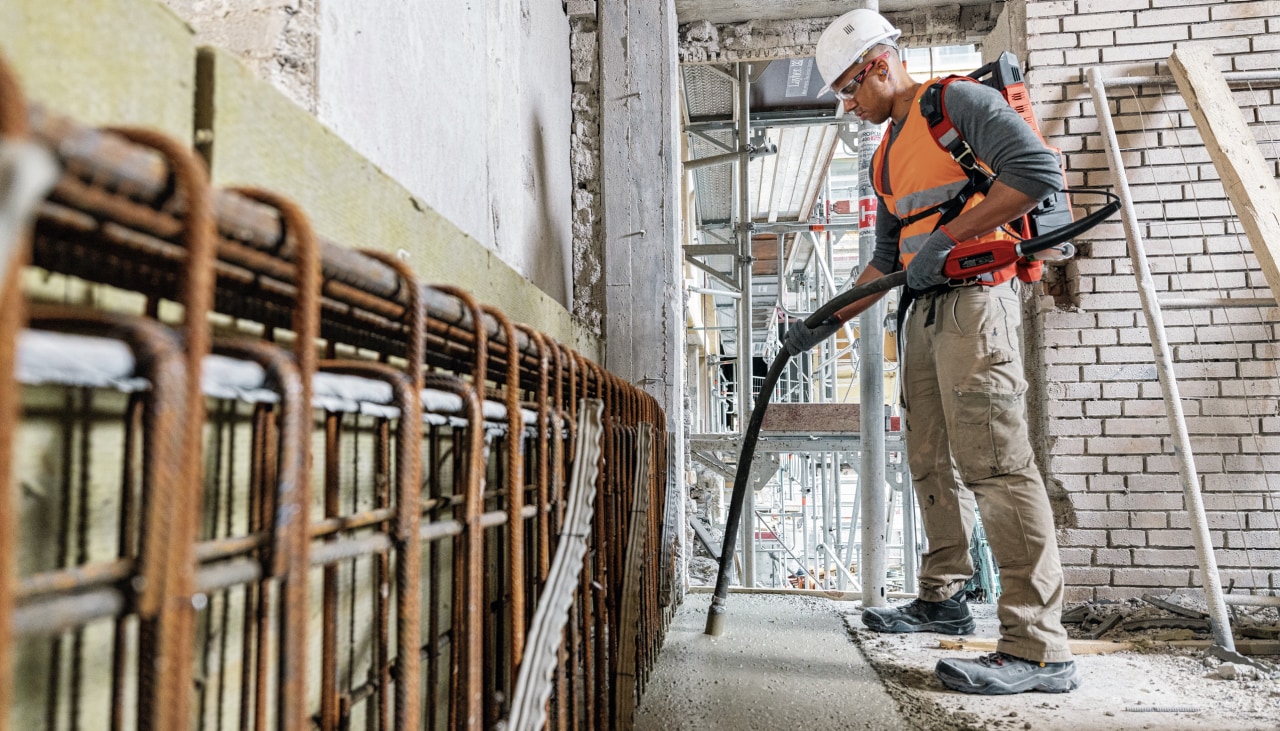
782,316,841,356
906,227,957,291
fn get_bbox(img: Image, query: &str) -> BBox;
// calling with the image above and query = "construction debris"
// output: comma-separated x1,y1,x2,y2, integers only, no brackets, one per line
1060,592,1280,666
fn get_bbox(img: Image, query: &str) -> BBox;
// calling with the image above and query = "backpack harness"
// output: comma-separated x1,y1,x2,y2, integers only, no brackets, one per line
897,52,1076,285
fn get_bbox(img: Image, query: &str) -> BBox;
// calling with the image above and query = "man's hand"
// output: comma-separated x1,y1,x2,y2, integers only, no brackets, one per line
782,317,841,356
906,227,956,291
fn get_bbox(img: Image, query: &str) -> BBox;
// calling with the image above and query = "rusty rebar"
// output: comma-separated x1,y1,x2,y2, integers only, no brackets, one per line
424,422,444,731
484,306,526,696
325,361,428,731
111,393,143,731
518,326,552,587
363,252,426,731
429,284,486,731
101,125,215,731
426,371,486,731
373,415,392,731
5,58,675,731
0,55,31,731
321,409,341,731
246,401,268,731
31,109,552,385
586,360,610,731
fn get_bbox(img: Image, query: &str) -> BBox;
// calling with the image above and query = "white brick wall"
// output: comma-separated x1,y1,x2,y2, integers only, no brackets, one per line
1025,0,1280,602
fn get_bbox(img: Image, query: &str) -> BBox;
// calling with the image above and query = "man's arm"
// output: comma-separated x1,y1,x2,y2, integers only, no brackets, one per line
940,180,1040,243
833,192,900,321
781,262,893,355
780,197,898,354
832,263,892,323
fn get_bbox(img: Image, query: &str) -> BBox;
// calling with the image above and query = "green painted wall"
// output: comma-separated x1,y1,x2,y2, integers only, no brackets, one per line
0,0,194,139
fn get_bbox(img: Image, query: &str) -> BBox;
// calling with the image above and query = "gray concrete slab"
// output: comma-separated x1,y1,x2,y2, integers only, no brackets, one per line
635,593,911,730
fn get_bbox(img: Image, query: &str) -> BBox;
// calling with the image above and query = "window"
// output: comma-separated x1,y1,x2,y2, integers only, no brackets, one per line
902,44,983,81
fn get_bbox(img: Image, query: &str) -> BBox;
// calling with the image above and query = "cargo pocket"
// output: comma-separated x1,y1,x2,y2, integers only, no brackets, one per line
950,351,1034,482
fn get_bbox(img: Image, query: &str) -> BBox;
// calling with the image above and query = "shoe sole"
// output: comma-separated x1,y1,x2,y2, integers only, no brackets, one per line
935,663,1080,695
861,614,976,636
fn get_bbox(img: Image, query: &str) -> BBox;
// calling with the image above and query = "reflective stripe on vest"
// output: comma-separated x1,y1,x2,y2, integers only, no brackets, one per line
872,78,1017,284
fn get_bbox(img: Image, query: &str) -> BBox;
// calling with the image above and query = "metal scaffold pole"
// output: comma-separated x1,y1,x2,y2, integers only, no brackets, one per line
857,115,888,607
737,61,757,588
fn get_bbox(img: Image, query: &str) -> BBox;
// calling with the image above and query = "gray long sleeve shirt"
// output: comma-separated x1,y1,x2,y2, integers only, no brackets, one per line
867,78,1064,274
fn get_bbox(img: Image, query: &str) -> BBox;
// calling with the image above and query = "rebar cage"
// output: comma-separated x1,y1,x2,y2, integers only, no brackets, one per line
0,54,671,731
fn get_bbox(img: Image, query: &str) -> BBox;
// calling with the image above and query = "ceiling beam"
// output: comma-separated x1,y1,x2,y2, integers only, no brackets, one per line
679,4,1005,65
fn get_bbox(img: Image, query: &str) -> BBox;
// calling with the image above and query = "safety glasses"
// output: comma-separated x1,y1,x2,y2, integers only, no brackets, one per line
833,50,890,101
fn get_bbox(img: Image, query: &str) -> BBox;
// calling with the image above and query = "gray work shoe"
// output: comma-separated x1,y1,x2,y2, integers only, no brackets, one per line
861,590,975,635
935,652,1080,695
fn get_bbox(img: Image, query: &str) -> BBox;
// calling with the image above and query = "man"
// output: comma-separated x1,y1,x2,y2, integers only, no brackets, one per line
786,8,1079,695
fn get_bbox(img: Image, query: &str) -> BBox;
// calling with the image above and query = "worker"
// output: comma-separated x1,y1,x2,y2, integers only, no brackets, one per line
784,8,1079,695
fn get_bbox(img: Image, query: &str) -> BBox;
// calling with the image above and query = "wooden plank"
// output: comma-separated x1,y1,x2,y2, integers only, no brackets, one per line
760,403,860,433
1166,639,1280,655
940,637,1280,657
751,235,779,276
939,638,1134,655
687,514,722,561
1168,45,1280,306
798,126,839,225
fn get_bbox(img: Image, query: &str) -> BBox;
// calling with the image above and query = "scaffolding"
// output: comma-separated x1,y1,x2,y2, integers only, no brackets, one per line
681,60,918,602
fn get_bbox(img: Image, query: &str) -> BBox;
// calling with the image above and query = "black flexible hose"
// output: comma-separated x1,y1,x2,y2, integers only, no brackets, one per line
704,270,905,636
702,197,1120,636
1018,198,1121,256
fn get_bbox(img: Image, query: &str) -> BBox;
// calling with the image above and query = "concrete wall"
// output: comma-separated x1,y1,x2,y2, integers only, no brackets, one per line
1025,0,1280,602
568,3,606,334
315,1,574,308
600,0,688,594
164,0,575,311
162,0,319,112
149,0,593,352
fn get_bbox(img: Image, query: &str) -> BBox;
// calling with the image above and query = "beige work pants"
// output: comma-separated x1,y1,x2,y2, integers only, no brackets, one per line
902,280,1072,663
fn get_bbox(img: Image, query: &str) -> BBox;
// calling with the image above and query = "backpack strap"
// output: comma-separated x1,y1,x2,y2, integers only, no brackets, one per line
916,77,1043,283
919,76,992,194
899,77,995,232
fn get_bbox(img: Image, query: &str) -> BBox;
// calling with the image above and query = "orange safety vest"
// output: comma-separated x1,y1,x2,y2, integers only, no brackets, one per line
870,78,1019,286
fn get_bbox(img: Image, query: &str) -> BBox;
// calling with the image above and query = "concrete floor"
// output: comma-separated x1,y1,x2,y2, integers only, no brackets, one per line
637,591,1280,731
634,592,909,731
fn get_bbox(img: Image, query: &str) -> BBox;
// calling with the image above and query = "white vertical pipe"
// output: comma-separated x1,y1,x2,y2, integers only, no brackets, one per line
1087,66,1234,650
901,468,918,593
821,453,833,562
832,452,846,590
737,61,757,588
858,122,888,607
842,450,862,576
801,464,811,584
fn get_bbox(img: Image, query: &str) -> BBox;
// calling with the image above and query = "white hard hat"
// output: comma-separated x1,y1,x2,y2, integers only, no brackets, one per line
815,8,902,96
